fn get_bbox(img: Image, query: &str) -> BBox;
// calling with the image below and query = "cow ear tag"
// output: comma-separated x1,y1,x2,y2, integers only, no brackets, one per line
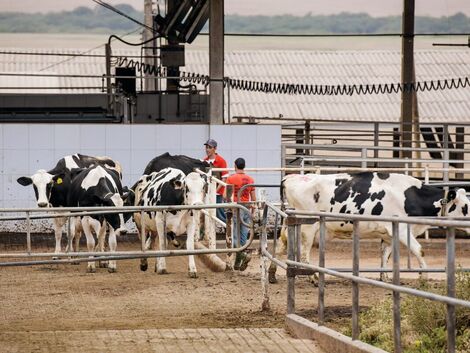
56,178,63,185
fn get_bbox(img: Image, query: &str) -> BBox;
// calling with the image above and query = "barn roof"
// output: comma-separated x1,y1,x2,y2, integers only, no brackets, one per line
0,48,469,123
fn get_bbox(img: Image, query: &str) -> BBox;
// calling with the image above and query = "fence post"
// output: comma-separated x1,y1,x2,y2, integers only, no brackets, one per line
361,148,367,169
446,226,456,353
260,204,270,311
318,216,326,324
26,211,31,255
352,220,360,340
287,216,296,315
392,220,402,353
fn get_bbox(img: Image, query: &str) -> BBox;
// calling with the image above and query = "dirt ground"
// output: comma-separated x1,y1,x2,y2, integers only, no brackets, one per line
1,238,469,344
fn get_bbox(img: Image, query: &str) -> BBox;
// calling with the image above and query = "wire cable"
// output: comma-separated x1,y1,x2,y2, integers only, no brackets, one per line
113,56,470,96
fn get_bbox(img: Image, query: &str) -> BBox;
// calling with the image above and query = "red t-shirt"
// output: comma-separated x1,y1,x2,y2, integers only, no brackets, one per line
226,173,255,202
204,154,228,195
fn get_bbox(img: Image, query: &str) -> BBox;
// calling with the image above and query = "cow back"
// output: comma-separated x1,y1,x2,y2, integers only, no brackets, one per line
144,152,210,175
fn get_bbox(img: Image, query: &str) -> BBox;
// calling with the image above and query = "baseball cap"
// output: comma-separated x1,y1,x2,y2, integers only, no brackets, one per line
204,139,217,148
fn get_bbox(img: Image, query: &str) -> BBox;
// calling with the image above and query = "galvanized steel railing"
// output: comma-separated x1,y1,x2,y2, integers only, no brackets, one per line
259,202,470,353
0,203,253,267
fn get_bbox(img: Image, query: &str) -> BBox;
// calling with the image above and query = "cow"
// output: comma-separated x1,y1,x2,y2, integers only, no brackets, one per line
269,172,470,283
129,167,207,278
66,165,129,273
17,154,122,255
132,153,212,248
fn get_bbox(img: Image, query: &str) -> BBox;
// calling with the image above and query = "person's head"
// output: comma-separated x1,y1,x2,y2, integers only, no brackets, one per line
204,139,218,158
234,157,246,171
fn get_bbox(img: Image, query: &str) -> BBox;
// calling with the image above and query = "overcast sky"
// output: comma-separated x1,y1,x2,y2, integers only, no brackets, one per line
1,0,469,16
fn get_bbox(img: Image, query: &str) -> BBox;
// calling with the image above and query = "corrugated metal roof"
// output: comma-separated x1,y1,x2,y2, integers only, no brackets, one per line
0,48,469,122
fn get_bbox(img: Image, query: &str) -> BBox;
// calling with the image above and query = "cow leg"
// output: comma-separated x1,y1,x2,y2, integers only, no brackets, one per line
94,220,108,268
74,217,82,253
155,212,167,274
398,228,427,279
268,223,288,284
52,217,66,258
107,227,118,273
186,216,197,278
81,217,96,273
380,242,392,282
302,223,320,285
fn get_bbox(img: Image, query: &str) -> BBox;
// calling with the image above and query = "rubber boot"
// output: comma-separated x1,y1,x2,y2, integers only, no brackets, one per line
239,252,252,272
234,252,243,270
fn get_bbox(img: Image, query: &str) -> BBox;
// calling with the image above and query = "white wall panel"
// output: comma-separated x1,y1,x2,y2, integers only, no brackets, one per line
0,123,281,231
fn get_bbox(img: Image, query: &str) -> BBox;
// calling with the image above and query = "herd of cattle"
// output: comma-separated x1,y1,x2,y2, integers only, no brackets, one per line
17,153,211,275
15,153,470,281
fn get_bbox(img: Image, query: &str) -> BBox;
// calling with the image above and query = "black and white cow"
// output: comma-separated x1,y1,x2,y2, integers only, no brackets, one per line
130,167,207,278
17,154,122,255
269,172,470,283
143,152,210,175
67,165,129,273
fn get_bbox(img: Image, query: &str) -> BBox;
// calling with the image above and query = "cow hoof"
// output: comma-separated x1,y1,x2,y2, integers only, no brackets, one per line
86,267,96,273
99,261,108,268
188,271,198,278
268,273,278,284
172,240,181,248
308,274,319,287
156,268,168,275
108,267,117,273
140,263,148,272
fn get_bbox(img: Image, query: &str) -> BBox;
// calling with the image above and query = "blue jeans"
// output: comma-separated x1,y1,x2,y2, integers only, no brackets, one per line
216,194,226,223
232,209,250,247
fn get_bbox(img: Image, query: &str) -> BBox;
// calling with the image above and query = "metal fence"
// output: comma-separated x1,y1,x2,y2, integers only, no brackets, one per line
259,202,470,353
0,203,252,267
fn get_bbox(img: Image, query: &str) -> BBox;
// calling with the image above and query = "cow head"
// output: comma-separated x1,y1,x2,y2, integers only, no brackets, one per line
97,192,128,235
17,170,66,208
445,188,470,219
183,172,207,206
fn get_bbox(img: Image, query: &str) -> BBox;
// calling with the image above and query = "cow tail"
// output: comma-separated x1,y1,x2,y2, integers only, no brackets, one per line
280,177,287,212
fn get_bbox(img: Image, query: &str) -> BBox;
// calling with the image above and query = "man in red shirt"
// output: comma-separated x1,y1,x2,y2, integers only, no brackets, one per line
203,139,228,222
225,157,256,271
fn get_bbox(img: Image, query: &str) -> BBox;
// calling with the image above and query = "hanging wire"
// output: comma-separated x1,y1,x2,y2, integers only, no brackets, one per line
113,56,470,96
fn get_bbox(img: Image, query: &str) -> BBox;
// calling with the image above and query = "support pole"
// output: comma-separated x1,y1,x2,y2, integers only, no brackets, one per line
143,0,155,91
352,220,360,340
400,0,415,159
287,218,296,315
318,217,326,324
392,221,402,353
209,0,224,124
105,43,112,113
446,227,456,353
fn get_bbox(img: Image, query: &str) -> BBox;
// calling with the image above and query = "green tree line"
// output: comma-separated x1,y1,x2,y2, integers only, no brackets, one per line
0,5,469,34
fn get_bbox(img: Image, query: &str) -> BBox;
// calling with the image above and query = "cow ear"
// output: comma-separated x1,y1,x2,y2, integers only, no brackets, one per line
17,176,33,186
69,168,85,180
52,173,67,185
447,190,457,202
171,178,183,189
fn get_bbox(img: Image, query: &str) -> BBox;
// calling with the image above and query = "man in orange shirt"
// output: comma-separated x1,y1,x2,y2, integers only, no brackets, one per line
226,157,256,271
203,139,228,222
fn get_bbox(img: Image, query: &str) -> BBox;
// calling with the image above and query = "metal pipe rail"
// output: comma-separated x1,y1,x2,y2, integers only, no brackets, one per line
259,205,470,353
0,203,253,267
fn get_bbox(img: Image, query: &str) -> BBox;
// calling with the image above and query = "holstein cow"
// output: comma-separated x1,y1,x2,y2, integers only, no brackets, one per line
133,153,211,248
269,172,470,283
130,167,207,278
67,165,129,273
17,154,122,255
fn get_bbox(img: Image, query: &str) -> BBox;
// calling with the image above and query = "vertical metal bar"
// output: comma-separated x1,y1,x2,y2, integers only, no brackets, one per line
227,76,231,123
295,222,301,262
105,43,112,114
140,210,146,251
361,148,367,169
374,122,379,167
300,158,305,175
287,219,296,315
443,148,450,185
273,212,279,258
281,145,286,179
26,211,31,255
260,204,270,311
352,220,360,340
318,217,326,324
67,217,72,253
407,224,411,269
209,0,224,124
392,220,402,353
446,226,456,353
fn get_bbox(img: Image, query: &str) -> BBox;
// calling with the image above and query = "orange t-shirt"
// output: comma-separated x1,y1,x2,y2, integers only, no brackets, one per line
226,173,255,202
204,154,228,195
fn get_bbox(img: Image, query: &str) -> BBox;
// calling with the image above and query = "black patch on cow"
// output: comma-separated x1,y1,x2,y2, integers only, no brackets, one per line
462,204,468,216
359,208,365,214
339,205,347,213
377,173,390,180
403,185,444,216
370,190,386,202
143,152,211,175
335,178,348,187
329,207,333,212
313,192,320,203
448,203,457,214
371,202,383,215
